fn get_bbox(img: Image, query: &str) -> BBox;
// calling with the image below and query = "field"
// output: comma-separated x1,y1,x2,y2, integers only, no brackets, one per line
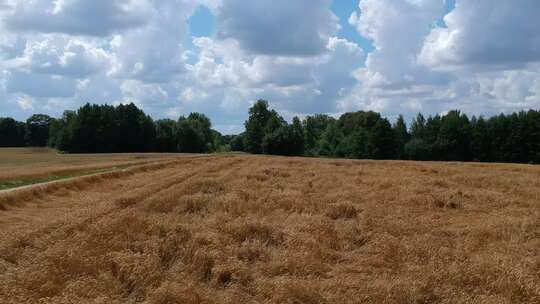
0,148,181,190
0,152,539,303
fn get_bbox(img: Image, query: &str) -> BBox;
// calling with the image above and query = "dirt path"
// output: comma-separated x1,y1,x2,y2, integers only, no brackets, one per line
0,169,125,196
0,154,220,233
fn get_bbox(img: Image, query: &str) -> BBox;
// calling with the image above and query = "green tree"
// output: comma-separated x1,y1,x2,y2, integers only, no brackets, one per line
177,118,205,153
261,119,304,156
318,121,343,157
25,114,53,147
265,110,286,134
487,113,511,162
187,113,214,151
262,121,304,156
176,113,215,153
48,111,77,151
244,100,273,154
230,133,245,152
0,117,26,147
262,126,290,155
115,103,155,152
335,129,369,159
436,110,471,161
410,113,426,139
367,119,396,159
211,130,230,152
421,116,439,159
338,111,382,138
410,113,440,160
332,111,399,159
290,117,305,156
525,110,540,163
155,119,178,152
393,115,410,159
405,138,430,160
303,114,334,155
470,116,491,162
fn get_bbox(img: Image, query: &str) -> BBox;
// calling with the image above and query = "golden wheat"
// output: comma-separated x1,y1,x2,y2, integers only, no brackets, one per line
0,154,539,303
0,148,182,183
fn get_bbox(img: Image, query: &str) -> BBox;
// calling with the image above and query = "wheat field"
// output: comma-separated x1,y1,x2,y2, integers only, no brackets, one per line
0,154,539,303
0,148,181,184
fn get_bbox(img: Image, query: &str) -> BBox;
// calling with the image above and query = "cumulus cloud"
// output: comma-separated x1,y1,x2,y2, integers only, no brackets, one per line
0,0,365,129
216,0,339,56
1,0,540,133
419,0,540,68
120,80,168,107
341,0,448,116
5,0,150,36
0,0,206,119
109,0,200,83
474,67,540,111
0,0,11,10
341,0,540,120
6,71,77,98
186,34,364,116
22,37,111,78
348,0,446,87
0,2,24,60
16,95,34,111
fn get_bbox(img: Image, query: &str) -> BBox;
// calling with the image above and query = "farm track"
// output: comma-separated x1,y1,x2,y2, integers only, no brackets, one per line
0,166,137,196
0,148,190,184
0,155,206,195
0,155,221,230
0,155,539,303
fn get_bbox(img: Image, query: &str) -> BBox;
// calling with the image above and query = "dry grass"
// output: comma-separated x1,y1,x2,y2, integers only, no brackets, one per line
0,155,539,303
0,147,182,183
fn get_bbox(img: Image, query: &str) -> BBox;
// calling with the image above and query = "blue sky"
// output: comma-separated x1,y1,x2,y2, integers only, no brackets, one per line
331,0,374,53
1,0,539,134
189,6,215,38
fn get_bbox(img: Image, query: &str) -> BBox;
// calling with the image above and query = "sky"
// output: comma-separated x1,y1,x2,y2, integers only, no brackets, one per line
1,0,540,134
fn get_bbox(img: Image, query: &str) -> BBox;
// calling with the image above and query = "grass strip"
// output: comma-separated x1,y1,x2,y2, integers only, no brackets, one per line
0,164,135,191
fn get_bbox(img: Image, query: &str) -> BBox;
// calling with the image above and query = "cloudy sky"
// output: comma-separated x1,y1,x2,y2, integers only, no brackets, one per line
1,0,539,134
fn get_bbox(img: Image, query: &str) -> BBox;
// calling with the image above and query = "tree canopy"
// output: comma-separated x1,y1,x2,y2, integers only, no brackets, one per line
232,103,540,164
0,117,26,147
6,103,223,154
2,101,540,165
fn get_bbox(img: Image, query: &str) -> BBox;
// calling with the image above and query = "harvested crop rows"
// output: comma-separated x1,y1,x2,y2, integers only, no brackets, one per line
0,155,539,303
0,148,181,185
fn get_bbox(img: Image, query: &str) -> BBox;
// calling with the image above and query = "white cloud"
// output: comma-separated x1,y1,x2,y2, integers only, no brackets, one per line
22,37,110,78
120,80,168,106
419,0,540,69
475,67,540,111
16,95,34,110
341,0,447,116
216,0,339,56
1,0,540,133
109,0,201,83
0,0,363,128
181,87,209,102
348,0,446,88
6,70,77,98
5,0,150,36
187,35,364,115
341,0,540,121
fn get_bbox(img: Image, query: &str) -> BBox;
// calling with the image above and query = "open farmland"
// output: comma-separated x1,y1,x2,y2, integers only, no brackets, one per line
0,148,182,190
0,154,539,303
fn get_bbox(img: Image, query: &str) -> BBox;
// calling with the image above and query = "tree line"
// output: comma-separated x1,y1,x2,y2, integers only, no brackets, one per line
0,103,227,153
235,100,540,164
1,100,540,164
